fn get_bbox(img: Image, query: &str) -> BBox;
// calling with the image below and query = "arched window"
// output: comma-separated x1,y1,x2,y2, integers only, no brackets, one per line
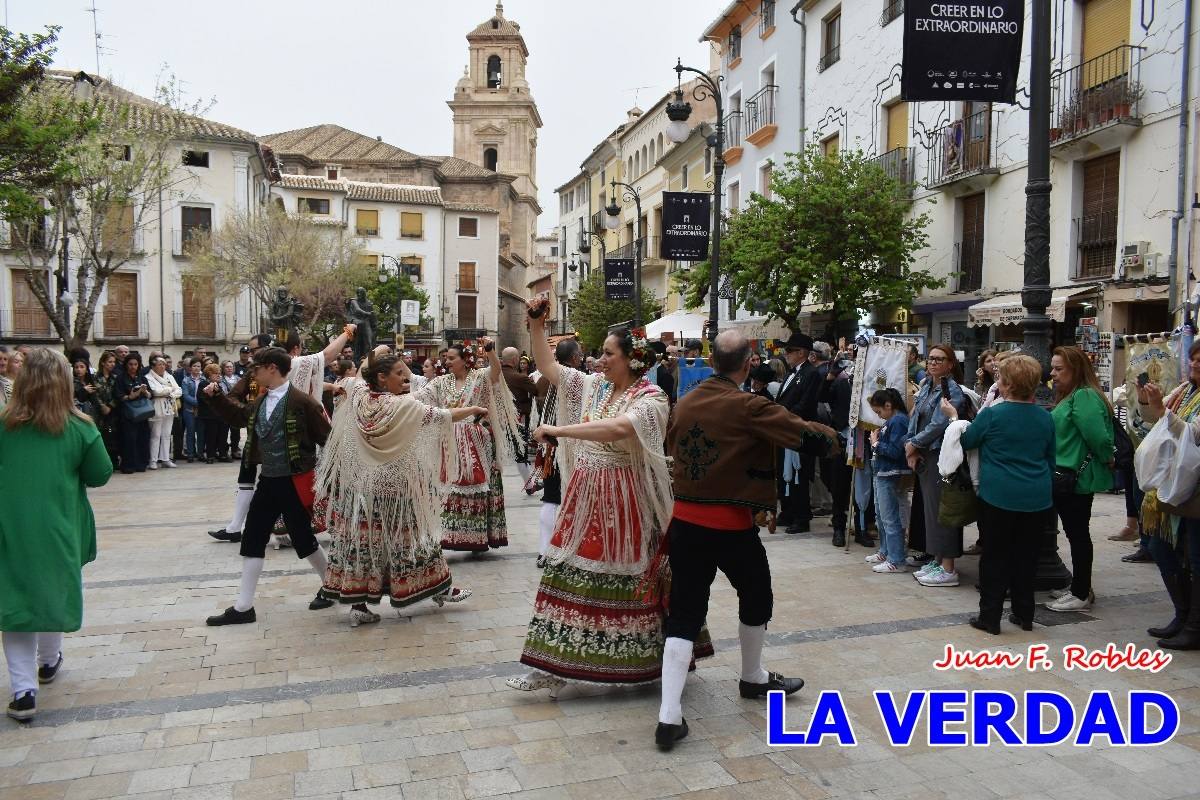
483,147,498,171
641,145,648,173
634,153,640,176
487,55,502,88
657,133,664,154
627,157,633,176
648,140,655,165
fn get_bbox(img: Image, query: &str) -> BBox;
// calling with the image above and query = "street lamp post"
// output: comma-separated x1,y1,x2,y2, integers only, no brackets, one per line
604,180,644,329
666,58,724,343
1021,0,1072,591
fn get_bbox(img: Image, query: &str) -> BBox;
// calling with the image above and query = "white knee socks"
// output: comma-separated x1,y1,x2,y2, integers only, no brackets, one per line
2,631,37,695
739,623,770,684
234,557,265,612
306,547,328,580
658,637,692,725
538,503,558,556
225,487,254,534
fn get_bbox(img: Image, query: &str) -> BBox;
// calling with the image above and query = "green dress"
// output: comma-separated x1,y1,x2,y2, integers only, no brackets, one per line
0,415,113,632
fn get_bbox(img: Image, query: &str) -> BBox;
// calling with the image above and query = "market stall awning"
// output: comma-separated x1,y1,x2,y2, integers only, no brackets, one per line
646,310,707,340
967,287,1090,327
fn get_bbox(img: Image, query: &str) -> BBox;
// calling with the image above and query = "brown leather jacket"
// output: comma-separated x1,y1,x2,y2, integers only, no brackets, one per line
502,364,537,419
667,375,836,512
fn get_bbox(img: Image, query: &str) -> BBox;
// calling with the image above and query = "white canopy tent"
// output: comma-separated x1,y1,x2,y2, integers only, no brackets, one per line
646,310,707,340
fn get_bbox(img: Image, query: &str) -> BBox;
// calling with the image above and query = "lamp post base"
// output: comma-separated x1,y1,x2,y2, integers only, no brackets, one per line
1033,509,1072,592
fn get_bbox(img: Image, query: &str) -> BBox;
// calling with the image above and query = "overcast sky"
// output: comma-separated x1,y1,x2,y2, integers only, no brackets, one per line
9,0,728,234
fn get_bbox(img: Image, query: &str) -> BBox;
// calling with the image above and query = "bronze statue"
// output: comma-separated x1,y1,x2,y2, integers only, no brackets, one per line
269,287,304,344
345,286,377,364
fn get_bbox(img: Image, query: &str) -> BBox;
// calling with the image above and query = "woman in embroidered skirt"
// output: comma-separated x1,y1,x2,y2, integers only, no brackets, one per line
316,348,481,627
414,339,521,552
507,298,712,696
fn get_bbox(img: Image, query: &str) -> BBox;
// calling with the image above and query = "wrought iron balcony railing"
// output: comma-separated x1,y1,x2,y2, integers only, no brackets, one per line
926,109,997,187
745,85,779,138
1050,44,1144,143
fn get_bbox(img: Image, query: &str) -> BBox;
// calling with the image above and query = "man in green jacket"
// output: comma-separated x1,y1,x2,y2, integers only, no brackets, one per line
203,347,332,626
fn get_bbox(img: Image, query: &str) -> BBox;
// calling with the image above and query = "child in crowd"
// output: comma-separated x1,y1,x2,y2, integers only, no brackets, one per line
866,388,912,573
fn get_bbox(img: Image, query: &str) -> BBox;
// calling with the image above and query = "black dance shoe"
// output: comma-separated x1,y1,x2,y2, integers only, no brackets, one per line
739,671,804,699
654,718,688,751
206,606,256,626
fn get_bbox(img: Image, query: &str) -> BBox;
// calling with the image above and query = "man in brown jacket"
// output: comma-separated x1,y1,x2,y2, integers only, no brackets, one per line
654,330,836,751
202,347,333,626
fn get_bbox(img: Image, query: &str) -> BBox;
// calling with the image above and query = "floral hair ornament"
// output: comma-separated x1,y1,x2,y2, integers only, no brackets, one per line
627,333,652,375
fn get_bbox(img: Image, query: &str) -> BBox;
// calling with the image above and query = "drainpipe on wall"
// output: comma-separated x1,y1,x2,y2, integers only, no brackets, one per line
158,187,165,349
1168,0,1193,322
790,1,807,140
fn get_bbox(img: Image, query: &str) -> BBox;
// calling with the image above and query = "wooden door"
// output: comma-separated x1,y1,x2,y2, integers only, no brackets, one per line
104,272,139,337
1079,152,1120,277
10,270,50,336
457,295,477,329
959,194,985,292
182,275,215,338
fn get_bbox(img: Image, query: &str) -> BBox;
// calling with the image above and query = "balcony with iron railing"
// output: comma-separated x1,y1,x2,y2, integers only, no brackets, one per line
817,45,841,73
172,228,210,258
953,241,984,293
722,112,744,163
744,85,779,146
1,222,48,251
759,0,775,35
95,309,150,342
1074,211,1119,279
173,311,228,342
868,147,916,197
1051,45,1144,153
0,308,57,340
926,109,999,190
880,0,903,27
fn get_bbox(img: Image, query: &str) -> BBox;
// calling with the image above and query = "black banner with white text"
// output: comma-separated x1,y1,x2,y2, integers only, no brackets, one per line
660,192,712,261
603,258,636,301
901,0,1024,103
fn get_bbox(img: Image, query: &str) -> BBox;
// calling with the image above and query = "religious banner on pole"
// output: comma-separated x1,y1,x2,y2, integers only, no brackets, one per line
660,192,712,260
848,336,912,432
1123,334,1181,407
901,0,1024,103
603,258,635,300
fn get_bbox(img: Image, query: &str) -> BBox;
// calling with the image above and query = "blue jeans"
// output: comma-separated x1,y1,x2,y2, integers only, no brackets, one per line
873,474,906,565
182,407,198,456
1148,518,1200,578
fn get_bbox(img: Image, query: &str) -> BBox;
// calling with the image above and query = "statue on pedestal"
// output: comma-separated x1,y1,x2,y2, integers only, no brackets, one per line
269,287,304,344
345,286,378,363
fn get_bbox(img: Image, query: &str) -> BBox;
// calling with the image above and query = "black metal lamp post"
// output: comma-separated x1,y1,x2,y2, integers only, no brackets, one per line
1021,0,1072,591
666,58,724,343
578,228,607,278
605,180,644,329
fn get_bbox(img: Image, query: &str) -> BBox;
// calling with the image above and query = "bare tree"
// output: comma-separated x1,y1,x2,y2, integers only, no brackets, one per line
190,205,372,349
10,75,210,351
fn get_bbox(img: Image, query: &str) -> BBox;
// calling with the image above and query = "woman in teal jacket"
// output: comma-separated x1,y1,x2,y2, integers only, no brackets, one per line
1046,346,1113,613
0,349,113,721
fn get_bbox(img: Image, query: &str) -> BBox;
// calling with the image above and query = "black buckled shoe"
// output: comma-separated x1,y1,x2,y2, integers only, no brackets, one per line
654,718,688,751
739,671,804,699
38,653,63,685
208,529,242,543
206,606,256,626
309,591,334,611
6,692,35,722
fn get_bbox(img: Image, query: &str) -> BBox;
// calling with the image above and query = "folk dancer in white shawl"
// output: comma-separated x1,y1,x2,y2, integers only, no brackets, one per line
315,347,480,627
413,338,521,553
507,297,712,697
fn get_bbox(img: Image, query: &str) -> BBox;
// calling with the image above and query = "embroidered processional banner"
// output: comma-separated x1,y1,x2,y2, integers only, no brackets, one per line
848,336,911,431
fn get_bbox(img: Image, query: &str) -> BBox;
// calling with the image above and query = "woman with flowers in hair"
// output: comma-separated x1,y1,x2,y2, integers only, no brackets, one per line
506,297,712,696
413,339,521,552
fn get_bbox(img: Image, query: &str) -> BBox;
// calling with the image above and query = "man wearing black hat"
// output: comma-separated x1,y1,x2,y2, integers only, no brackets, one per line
775,332,821,534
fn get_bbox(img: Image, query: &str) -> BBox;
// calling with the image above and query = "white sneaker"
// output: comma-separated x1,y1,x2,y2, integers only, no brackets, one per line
914,563,941,580
1046,592,1092,612
162,460,177,469
865,552,887,564
147,462,158,470
349,608,381,628
917,569,959,587
1049,587,1071,599
872,561,908,573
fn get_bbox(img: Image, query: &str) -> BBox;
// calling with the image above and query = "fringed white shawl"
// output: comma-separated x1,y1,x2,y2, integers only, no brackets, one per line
413,368,522,493
315,380,455,556
548,368,672,576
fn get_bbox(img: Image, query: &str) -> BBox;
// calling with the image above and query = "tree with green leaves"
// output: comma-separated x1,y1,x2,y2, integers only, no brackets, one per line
368,271,430,344
571,267,658,350
677,144,942,337
0,26,98,223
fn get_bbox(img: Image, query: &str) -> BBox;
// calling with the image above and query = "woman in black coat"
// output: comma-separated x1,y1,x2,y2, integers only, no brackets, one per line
114,354,152,473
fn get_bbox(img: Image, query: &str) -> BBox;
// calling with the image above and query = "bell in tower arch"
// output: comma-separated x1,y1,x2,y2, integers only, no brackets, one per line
487,55,502,89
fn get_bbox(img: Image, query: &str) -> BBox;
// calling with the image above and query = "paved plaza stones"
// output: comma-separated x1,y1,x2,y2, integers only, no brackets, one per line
1,462,1199,799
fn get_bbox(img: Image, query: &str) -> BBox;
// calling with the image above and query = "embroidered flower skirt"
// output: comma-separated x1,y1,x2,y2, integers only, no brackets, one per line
518,560,714,684
441,459,508,552
321,510,452,607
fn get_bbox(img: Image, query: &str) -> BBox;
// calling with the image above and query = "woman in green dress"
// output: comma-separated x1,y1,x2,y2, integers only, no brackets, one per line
0,349,113,721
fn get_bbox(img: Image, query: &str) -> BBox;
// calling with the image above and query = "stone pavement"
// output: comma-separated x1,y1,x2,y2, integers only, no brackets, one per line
2,462,1199,800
